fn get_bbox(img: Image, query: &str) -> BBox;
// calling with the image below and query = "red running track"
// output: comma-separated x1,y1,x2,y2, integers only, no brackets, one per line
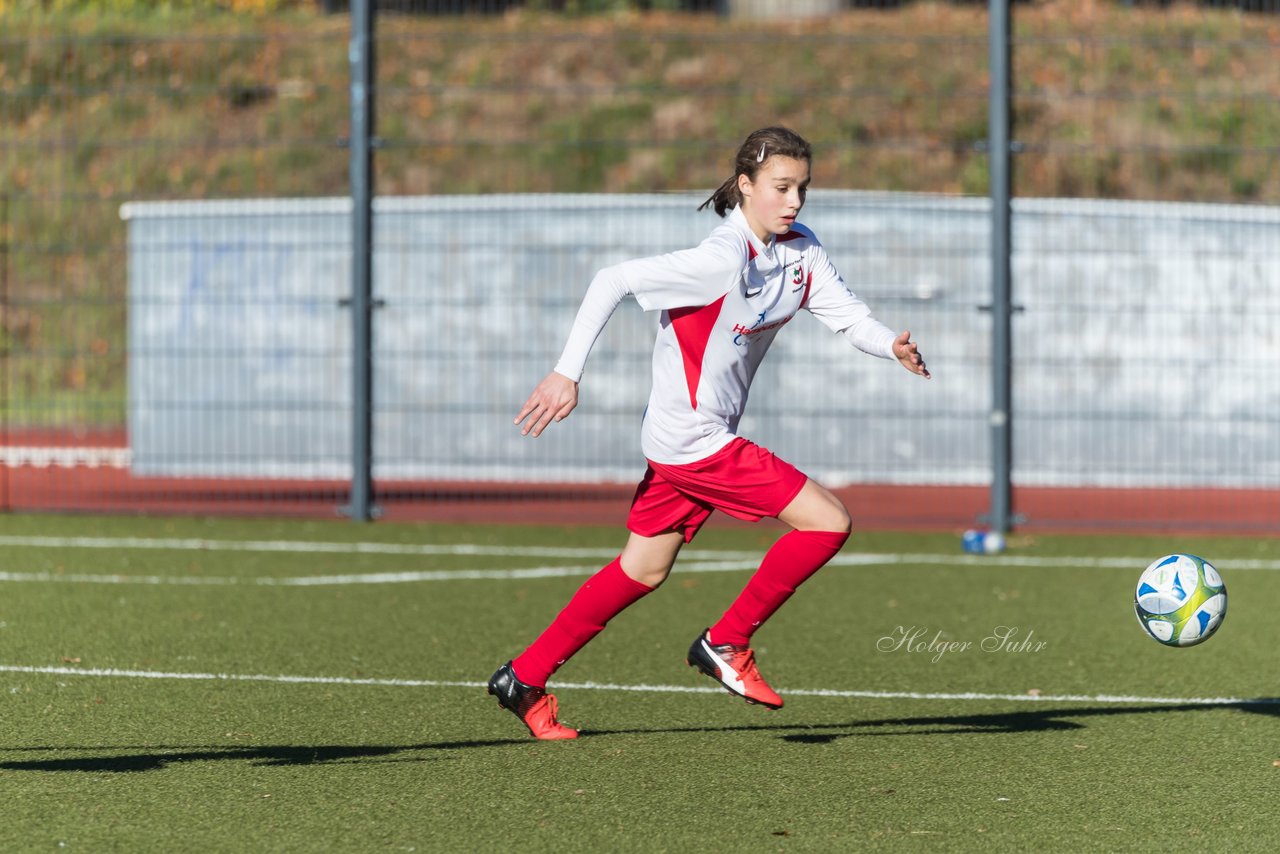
2,429,1277,535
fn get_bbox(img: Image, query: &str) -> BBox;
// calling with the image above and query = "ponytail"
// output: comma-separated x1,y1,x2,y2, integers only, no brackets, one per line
697,175,741,217
697,126,813,218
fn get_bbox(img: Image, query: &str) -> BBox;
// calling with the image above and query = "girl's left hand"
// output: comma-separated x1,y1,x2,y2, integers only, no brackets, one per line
893,330,930,379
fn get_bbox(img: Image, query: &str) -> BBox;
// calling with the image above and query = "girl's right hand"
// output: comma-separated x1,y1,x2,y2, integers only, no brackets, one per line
514,371,579,437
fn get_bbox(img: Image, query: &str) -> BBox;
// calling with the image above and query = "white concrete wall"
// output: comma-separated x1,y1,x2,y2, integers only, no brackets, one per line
122,191,1280,488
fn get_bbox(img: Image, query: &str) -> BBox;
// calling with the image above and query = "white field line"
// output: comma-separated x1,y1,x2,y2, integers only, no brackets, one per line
0,446,130,468
1,663,1275,708
0,555,1234,587
3,536,1280,586
0,535,638,560
3,535,1280,573
0,561,761,586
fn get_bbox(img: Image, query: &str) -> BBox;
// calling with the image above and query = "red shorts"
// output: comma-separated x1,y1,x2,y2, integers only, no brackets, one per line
627,437,809,543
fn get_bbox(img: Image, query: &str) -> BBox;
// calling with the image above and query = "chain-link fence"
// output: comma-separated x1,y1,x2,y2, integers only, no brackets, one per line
2,1,1278,531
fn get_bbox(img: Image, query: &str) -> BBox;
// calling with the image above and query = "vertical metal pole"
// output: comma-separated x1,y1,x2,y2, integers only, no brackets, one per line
987,0,1014,533
347,0,376,521
0,193,8,512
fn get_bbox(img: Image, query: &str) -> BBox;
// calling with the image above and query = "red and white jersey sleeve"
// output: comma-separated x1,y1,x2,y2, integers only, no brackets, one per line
552,225,744,383
555,206,897,466
800,236,898,359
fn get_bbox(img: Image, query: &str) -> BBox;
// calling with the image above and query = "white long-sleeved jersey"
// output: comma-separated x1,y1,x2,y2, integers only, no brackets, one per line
553,205,898,465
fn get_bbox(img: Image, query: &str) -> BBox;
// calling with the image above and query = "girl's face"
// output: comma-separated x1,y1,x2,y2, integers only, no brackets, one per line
738,155,810,242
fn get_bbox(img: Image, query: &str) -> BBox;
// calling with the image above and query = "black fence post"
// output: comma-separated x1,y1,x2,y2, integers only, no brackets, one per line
987,0,1014,534
346,0,378,521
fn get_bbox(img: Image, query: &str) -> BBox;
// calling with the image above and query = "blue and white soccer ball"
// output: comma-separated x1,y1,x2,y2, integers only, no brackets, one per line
1133,553,1227,647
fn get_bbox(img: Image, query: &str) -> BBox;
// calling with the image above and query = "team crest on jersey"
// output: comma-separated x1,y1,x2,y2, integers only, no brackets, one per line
790,263,805,290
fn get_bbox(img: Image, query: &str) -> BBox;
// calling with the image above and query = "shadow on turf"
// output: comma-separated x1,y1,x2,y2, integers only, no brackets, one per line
5,700,1279,769
588,698,1280,743
0,740,530,773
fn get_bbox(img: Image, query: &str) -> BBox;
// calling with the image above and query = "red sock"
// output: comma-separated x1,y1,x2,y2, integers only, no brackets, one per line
511,557,654,688
709,529,849,646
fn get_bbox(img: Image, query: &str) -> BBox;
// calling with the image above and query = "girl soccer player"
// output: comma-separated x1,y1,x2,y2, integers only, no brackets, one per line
488,126,930,740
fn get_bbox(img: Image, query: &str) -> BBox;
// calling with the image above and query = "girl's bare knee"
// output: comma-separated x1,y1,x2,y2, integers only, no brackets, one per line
828,505,853,535
808,500,852,535
621,558,672,589
780,480,852,533
619,531,683,588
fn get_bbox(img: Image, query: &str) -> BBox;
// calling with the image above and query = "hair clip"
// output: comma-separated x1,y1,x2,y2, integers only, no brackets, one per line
756,142,767,163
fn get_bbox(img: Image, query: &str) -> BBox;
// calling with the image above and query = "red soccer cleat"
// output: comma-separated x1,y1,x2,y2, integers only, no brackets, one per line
686,629,784,710
487,661,579,740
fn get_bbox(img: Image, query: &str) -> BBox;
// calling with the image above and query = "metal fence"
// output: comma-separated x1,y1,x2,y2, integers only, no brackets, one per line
2,1,1278,532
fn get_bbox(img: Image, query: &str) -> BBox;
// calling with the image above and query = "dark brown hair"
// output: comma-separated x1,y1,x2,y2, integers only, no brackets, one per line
698,126,813,217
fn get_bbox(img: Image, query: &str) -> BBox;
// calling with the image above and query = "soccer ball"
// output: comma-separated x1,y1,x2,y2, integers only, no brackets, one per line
1133,553,1227,647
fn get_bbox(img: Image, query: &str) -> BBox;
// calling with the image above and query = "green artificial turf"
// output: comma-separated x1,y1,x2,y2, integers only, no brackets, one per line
1,514,1278,851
